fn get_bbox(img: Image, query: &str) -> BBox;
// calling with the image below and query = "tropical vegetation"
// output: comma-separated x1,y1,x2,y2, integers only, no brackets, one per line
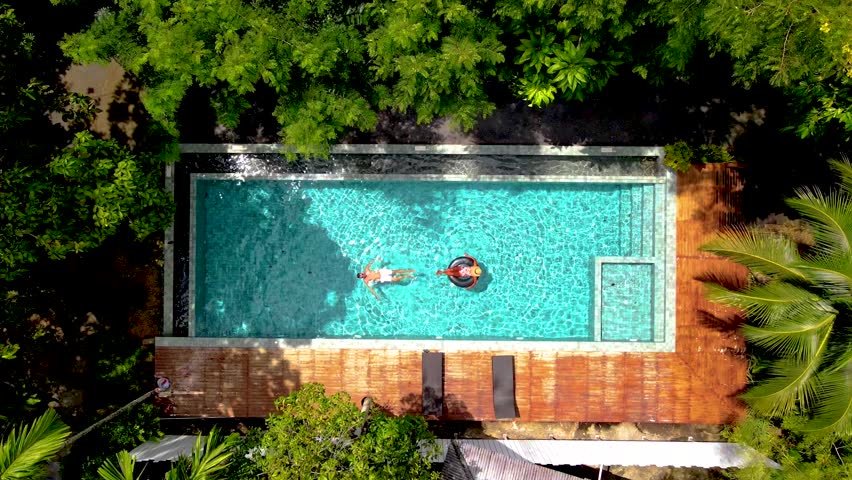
91,384,439,479
722,412,852,479
59,0,852,156
702,159,852,438
96,427,235,480
259,383,439,479
0,410,70,480
1,2,170,477
1,0,851,476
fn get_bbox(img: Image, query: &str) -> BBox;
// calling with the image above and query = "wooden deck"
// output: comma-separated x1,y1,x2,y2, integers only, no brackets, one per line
156,164,748,424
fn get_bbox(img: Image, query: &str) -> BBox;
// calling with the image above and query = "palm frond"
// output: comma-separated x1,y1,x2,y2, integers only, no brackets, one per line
741,330,832,416
0,409,71,480
164,428,234,480
704,282,829,325
800,359,852,437
188,427,234,480
97,451,141,480
164,457,189,480
796,254,852,297
829,158,852,197
787,188,852,255
700,227,806,280
741,311,835,360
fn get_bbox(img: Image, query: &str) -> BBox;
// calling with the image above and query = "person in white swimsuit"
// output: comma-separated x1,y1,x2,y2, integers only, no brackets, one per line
378,268,394,283
357,257,415,300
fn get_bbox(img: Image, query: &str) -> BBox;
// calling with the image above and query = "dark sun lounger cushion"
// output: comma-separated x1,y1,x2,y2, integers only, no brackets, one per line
492,355,517,419
422,351,444,416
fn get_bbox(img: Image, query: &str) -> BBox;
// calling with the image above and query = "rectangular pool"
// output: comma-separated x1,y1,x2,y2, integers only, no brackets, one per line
190,174,673,349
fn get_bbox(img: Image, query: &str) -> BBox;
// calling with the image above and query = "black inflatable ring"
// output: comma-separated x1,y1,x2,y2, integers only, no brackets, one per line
447,256,476,288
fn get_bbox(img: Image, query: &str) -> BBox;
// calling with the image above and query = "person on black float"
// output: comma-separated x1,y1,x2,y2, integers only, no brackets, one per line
436,254,482,289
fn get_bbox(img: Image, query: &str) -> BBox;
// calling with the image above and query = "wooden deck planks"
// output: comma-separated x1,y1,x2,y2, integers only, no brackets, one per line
554,354,588,420
156,164,748,424
527,352,557,422
513,352,533,420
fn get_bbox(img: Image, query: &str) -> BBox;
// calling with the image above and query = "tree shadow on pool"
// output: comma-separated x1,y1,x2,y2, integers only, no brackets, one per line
196,186,358,339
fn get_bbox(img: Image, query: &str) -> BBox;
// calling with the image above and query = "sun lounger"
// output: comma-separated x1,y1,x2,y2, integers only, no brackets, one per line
422,351,444,416
492,355,516,419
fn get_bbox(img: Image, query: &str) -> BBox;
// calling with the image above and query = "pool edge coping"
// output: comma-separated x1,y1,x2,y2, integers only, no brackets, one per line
156,336,674,353
180,144,665,157
163,163,175,336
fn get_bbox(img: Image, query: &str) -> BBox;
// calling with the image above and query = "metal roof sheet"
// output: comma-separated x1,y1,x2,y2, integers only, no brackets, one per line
132,436,774,469
130,436,199,462
434,439,773,469
442,441,583,480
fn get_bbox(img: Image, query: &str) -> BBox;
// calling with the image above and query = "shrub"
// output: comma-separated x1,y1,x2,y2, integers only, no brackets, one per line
663,141,694,172
664,141,734,172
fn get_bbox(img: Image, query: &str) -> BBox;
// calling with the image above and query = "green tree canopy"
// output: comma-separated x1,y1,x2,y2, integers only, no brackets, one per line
366,0,504,129
61,0,508,155
1,3,175,281
723,412,852,479
61,0,852,145
61,0,379,157
702,159,852,438
1,131,174,280
653,0,852,139
0,1,173,442
259,383,439,479
498,0,653,106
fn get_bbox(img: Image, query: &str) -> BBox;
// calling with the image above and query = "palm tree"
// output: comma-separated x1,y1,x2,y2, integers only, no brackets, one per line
0,409,70,480
97,451,141,480
164,427,234,480
98,427,234,480
701,159,852,437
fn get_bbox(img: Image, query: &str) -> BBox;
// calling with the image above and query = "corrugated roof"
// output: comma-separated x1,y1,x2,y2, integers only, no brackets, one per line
442,440,583,480
433,439,773,469
130,436,199,462
132,436,775,470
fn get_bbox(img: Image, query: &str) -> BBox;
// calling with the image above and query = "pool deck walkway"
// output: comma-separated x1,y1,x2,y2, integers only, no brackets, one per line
156,164,748,424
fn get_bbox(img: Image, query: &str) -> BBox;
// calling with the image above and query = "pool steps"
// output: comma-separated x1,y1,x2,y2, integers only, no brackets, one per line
619,184,657,258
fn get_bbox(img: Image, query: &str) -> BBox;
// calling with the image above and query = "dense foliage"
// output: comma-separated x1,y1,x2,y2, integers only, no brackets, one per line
0,410,70,480
61,0,852,154
65,403,162,480
222,427,264,479
664,141,734,172
1,131,175,280
499,0,651,106
96,427,235,480
1,2,170,477
702,159,852,437
723,413,852,479
259,383,439,479
654,0,852,140
60,0,507,156
1,3,175,280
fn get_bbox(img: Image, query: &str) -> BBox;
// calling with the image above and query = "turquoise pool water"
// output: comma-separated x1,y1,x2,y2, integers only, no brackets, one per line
192,177,663,341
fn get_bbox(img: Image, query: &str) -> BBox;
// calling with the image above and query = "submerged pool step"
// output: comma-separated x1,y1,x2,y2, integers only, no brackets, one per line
619,187,630,255
641,184,656,256
618,184,657,257
629,186,643,256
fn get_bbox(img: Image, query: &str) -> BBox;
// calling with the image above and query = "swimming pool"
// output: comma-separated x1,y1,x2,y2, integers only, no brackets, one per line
189,170,674,349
